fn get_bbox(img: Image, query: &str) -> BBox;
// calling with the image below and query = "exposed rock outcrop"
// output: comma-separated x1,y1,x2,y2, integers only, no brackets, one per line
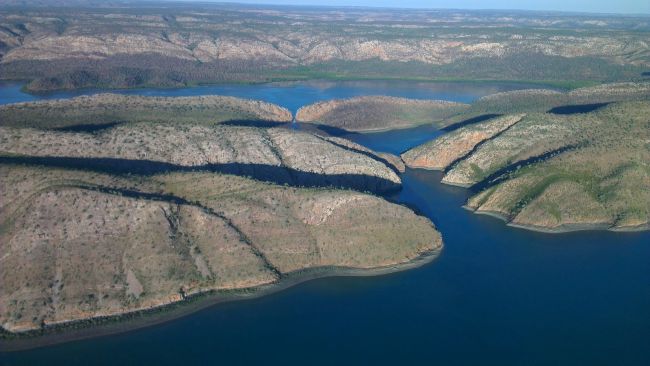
401,114,525,171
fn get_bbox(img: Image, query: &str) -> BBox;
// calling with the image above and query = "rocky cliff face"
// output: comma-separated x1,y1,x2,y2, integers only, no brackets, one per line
0,166,442,333
1,5,648,90
401,114,525,171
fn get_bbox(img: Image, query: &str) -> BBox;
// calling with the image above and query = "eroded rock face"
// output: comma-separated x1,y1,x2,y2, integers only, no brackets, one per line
1,7,648,91
1,9,648,67
0,166,442,332
441,114,581,187
0,124,401,193
296,96,469,132
401,114,525,171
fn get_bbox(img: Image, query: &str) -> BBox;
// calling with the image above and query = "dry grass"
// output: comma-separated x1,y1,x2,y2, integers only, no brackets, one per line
0,165,441,332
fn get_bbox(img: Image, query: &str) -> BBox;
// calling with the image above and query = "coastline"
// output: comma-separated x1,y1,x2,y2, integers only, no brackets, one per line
463,205,649,234
0,76,583,97
0,247,442,353
299,121,441,134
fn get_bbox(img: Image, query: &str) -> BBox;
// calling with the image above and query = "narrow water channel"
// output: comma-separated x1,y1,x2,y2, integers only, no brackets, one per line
1,81,648,366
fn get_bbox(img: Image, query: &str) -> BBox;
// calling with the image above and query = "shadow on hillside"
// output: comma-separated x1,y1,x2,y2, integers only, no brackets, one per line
469,144,578,192
292,123,360,137
0,156,400,194
441,114,501,132
53,121,125,132
219,120,290,128
548,103,609,115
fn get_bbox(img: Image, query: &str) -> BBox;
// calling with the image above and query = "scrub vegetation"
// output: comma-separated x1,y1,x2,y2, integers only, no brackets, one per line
1,2,649,91
402,82,650,231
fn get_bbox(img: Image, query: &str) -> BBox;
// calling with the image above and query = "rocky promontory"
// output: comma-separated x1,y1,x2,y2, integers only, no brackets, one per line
0,94,292,129
0,165,442,333
0,123,401,193
401,114,525,171
402,91,650,231
296,96,469,132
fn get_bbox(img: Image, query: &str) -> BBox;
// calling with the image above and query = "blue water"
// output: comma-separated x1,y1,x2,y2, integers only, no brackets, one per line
0,80,549,113
1,81,649,365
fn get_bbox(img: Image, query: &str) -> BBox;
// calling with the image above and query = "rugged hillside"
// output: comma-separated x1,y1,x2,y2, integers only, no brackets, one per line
464,102,650,231
0,94,292,129
402,114,525,170
402,94,650,231
447,82,650,123
296,96,468,132
0,165,442,333
1,3,648,91
0,123,402,193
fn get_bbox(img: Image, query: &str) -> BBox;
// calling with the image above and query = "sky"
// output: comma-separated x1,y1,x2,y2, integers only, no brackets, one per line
214,0,650,15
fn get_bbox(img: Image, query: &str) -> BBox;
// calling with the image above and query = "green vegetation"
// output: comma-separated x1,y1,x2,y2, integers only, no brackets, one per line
270,58,637,89
0,94,291,129
296,96,468,132
402,82,650,231
1,3,648,91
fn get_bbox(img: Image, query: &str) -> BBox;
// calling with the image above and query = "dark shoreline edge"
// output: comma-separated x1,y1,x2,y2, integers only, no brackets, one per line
0,248,442,353
462,205,650,233
0,77,577,97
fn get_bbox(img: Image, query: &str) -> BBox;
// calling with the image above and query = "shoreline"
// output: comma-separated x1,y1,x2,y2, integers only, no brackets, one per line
463,205,649,233
300,121,442,134
0,77,580,97
0,247,441,353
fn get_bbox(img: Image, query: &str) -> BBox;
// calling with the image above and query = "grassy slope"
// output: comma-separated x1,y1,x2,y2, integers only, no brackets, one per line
466,102,650,230
400,82,650,231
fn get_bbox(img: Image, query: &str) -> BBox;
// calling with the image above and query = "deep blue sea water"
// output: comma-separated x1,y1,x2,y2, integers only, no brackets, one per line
1,80,649,365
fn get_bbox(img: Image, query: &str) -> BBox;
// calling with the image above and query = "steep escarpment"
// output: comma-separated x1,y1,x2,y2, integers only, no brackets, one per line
1,4,648,91
401,114,525,170
440,113,582,187
0,94,292,129
0,123,401,193
0,165,442,333
296,96,469,132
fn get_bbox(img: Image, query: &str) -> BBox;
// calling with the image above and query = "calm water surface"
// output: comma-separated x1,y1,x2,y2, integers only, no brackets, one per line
1,81,649,365
0,80,549,113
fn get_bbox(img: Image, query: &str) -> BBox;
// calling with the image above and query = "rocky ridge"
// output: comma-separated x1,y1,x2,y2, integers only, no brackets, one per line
0,165,441,333
296,96,469,132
